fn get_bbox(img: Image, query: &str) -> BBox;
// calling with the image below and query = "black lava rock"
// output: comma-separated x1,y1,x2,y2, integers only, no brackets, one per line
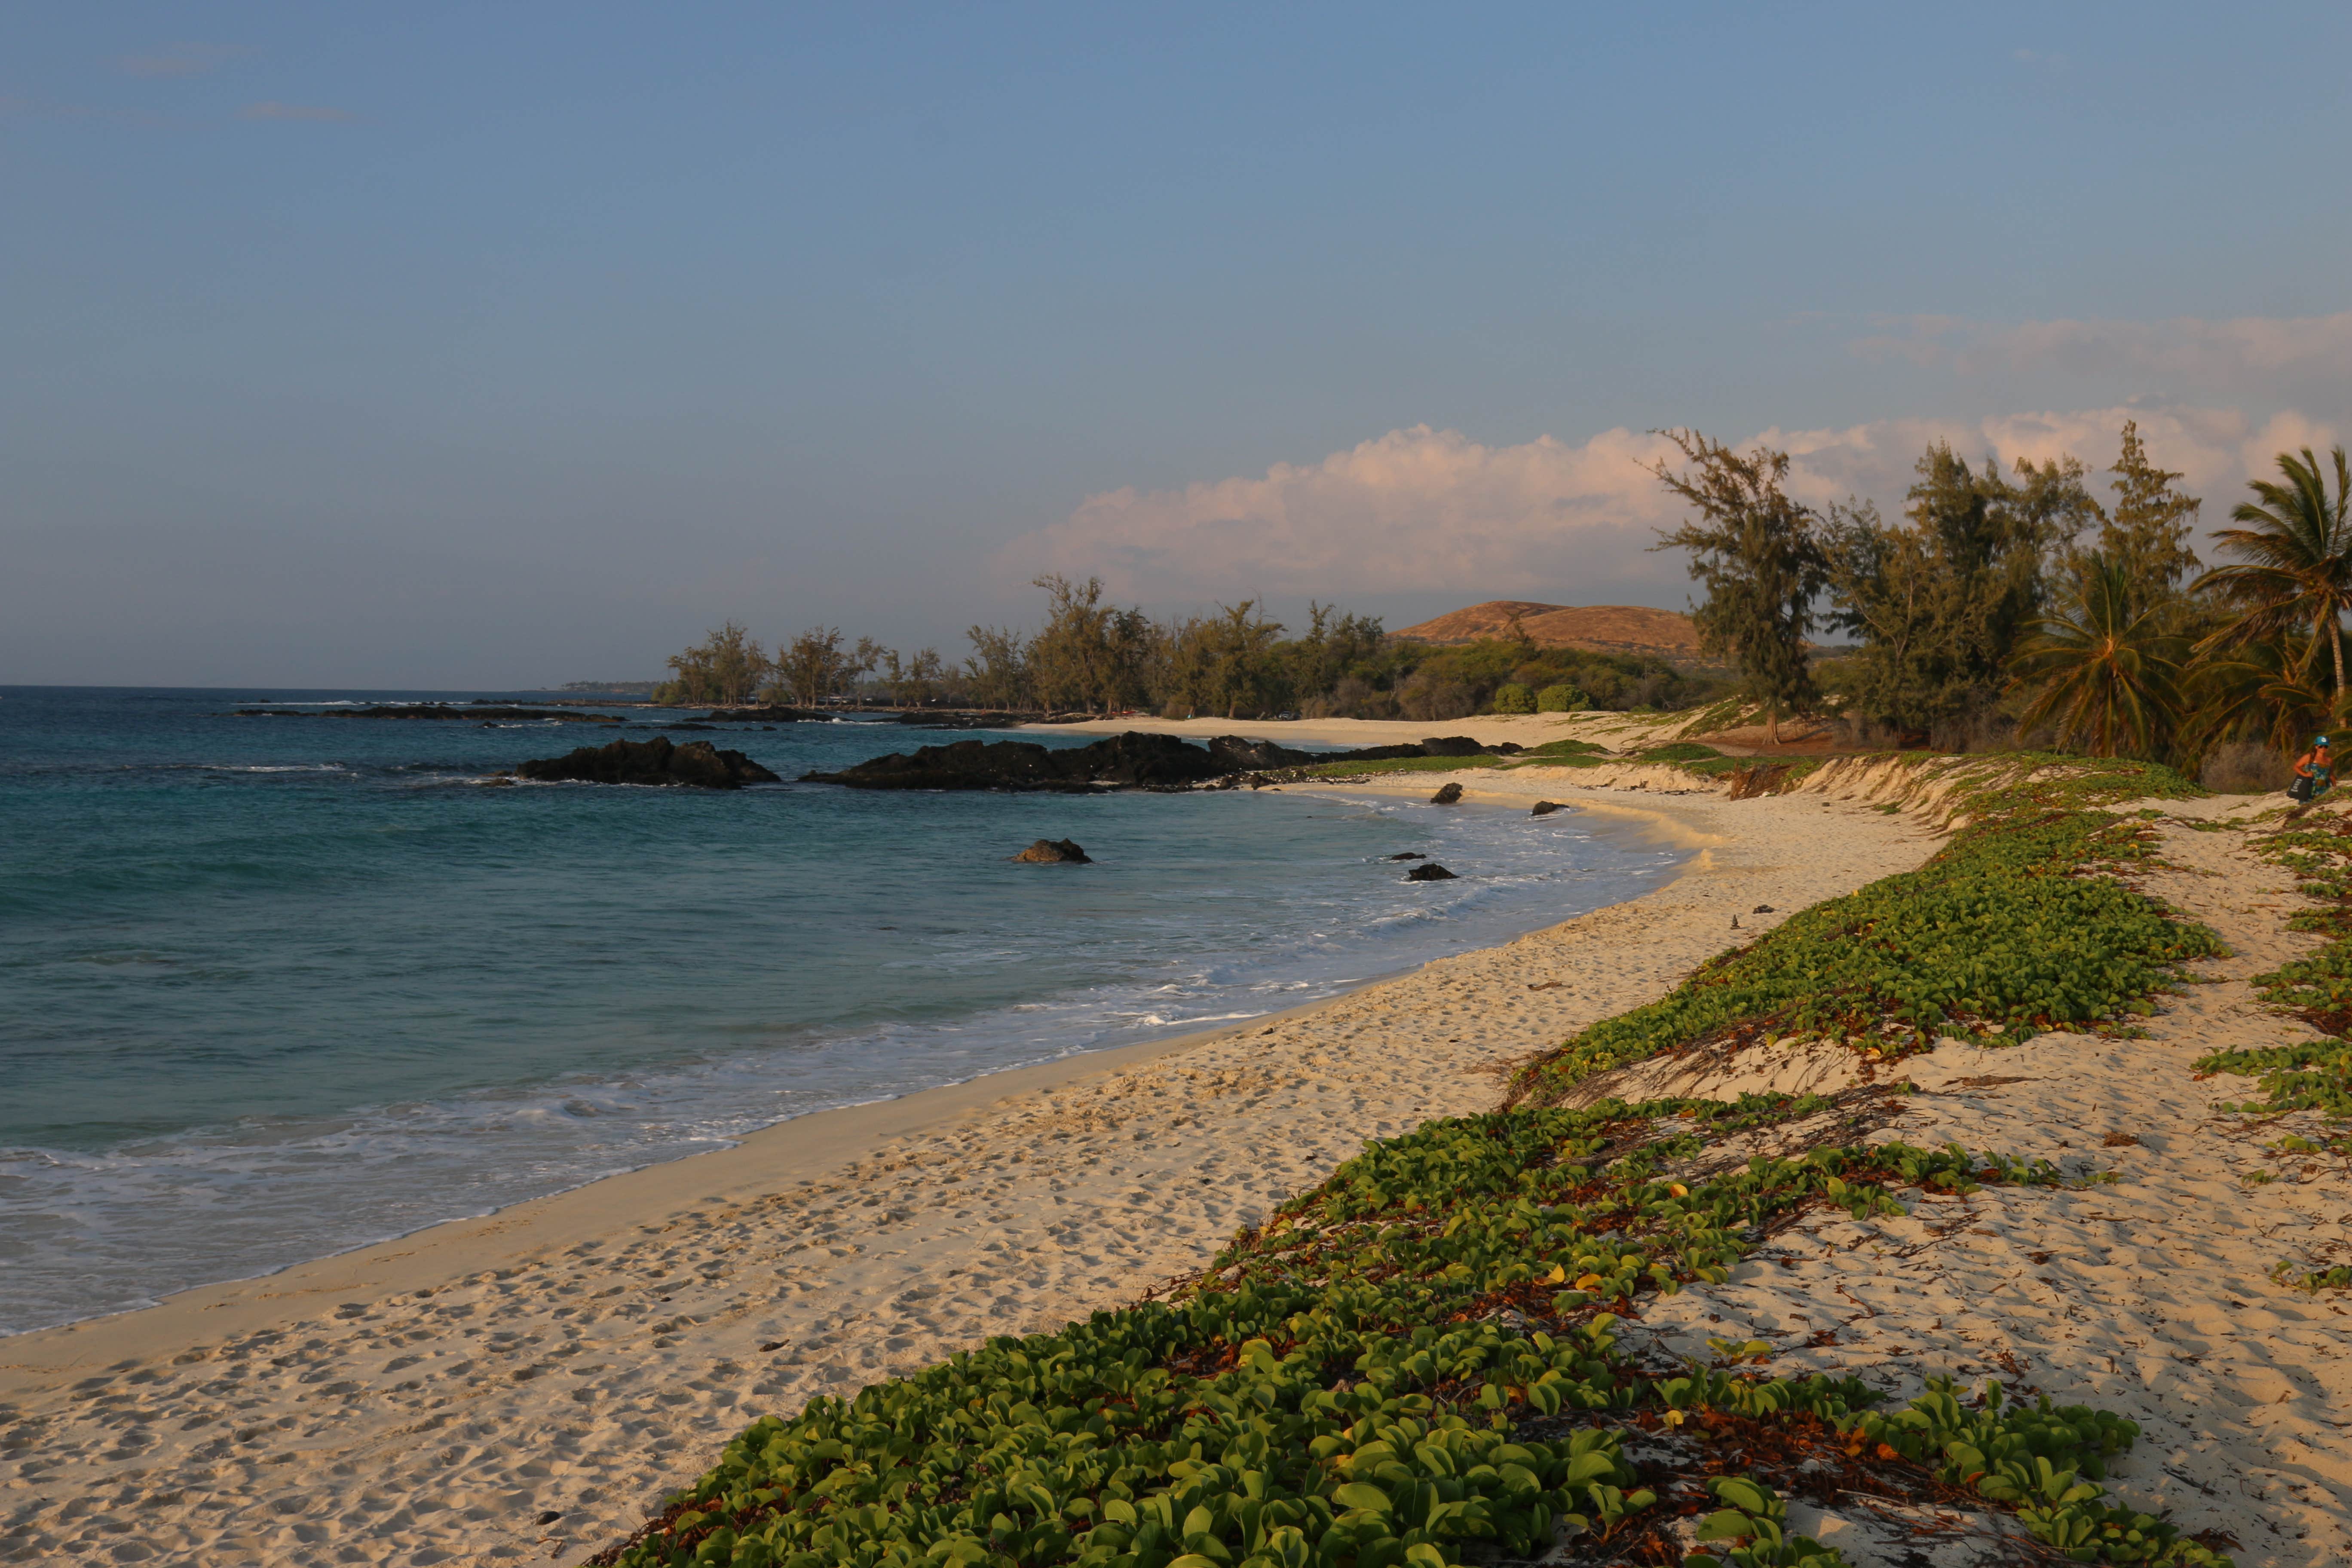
513,736,780,789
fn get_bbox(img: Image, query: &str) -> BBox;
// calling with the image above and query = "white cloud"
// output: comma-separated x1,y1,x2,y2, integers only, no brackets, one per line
1005,424,1688,600
240,101,355,123
1004,409,2341,601
1758,405,2335,512
1853,311,2352,384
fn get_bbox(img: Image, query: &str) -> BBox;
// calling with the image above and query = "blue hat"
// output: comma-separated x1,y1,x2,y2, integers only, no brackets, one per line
2320,735,2333,746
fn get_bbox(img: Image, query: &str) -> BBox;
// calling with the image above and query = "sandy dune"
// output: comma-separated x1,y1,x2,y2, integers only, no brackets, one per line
11,763,2352,1568
1629,795,2352,1565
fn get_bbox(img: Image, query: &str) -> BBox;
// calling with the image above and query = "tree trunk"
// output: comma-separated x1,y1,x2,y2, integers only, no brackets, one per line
2334,607,2346,699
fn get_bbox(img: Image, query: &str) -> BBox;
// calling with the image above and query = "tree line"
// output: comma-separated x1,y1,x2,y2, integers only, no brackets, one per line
1653,418,2352,771
654,574,1709,719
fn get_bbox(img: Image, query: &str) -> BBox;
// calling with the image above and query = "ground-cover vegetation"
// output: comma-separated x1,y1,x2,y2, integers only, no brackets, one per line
2193,809,2352,1292
595,1092,2224,1568
2199,813,2352,1125
1509,760,2220,1109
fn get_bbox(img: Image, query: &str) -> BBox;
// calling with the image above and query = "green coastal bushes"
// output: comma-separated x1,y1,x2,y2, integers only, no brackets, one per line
1534,685,1587,713
1489,683,1534,715
1512,760,2220,1105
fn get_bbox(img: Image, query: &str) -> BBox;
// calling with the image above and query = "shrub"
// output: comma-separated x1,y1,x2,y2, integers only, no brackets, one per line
1491,683,1535,715
2199,741,2289,794
1395,673,1476,721
1161,701,1195,721
1536,684,1588,713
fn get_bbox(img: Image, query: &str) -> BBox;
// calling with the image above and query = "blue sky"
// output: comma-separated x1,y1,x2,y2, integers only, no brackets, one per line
6,4,2350,685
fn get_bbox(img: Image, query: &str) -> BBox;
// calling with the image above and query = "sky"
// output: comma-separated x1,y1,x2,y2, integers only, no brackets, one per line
6,4,2351,687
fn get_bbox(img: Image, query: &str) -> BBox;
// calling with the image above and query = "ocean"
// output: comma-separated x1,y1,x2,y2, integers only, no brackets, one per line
0,687,1684,1334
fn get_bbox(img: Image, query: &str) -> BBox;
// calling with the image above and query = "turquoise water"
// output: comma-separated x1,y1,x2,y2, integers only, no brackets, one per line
0,688,1683,1333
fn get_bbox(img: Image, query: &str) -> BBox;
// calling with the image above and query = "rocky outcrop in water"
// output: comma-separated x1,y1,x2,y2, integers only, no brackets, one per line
1429,782,1464,804
512,736,780,788
806,732,1235,791
1406,862,1458,881
1531,801,1567,816
1012,838,1092,864
805,732,1520,792
1205,735,1322,771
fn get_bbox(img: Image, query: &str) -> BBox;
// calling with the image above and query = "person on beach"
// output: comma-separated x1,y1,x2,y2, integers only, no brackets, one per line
2291,735,2335,803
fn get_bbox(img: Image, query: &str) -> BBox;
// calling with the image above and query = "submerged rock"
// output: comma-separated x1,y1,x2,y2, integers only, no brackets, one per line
1531,801,1567,817
1430,782,1464,805
1386,851,1428,861
1406,862,1458,881
513,736,781,789
1012,838,1092,864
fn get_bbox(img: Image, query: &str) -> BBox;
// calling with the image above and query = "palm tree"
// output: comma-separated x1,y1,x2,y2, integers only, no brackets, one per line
2008,553,2186,758
2180,633,2337,763
2193,446,2352,696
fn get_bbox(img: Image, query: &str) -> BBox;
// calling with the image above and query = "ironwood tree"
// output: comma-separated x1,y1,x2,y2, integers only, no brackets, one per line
1825,444,2097,742
1648,430,1828,741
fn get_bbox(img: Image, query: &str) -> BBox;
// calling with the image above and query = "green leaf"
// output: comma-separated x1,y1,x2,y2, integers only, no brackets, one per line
1709,1476,1773,1516
1694,1509,1757,1542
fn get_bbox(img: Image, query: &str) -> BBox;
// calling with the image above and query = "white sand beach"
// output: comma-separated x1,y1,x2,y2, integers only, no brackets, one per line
7,745,2351,1567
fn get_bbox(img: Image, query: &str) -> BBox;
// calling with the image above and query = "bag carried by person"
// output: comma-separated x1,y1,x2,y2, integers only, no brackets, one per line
2291,774,2315,802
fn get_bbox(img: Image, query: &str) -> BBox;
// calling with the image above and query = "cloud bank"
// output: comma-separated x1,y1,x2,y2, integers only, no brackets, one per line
1004,407,2340,602
1854,312,2352,384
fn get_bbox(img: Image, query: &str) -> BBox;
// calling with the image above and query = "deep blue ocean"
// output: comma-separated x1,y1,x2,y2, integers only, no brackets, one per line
0,688,1683,1334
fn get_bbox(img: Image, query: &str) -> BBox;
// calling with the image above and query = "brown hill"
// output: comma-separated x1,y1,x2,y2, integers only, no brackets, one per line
1392,601,1703,660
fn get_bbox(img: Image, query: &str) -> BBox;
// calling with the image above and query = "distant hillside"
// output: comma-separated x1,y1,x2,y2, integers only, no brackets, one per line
1392,601,1704,660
